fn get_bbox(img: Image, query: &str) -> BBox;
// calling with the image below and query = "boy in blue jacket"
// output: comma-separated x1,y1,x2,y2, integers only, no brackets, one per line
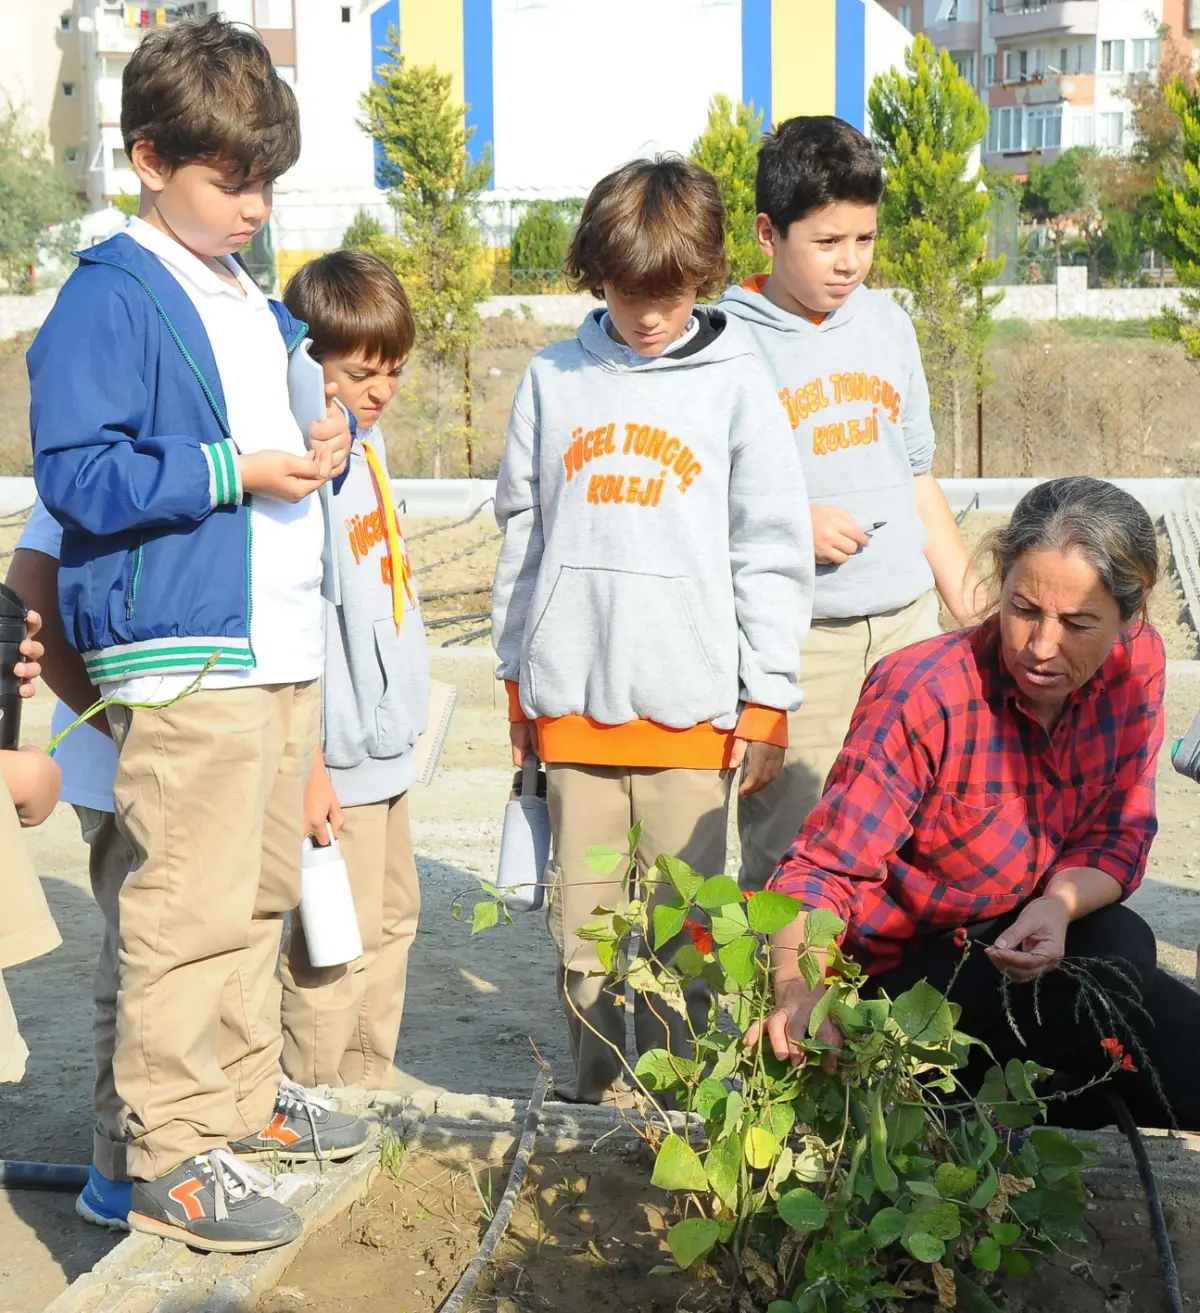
29,17,365,1254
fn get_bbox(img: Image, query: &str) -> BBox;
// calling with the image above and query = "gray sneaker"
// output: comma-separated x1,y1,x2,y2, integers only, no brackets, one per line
230,1078,371,1163
127,1148,302,1253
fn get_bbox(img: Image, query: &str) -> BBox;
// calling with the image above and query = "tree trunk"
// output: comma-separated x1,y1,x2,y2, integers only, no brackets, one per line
951,370,965,479
431,357,446,479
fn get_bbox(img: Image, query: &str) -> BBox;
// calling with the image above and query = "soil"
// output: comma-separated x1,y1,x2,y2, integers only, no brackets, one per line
256,1146,1200,1313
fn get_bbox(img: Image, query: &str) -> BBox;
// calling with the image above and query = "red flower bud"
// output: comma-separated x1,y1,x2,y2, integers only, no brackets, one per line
684,919,715,955
1121,1053,1138,1073
953,927,968,949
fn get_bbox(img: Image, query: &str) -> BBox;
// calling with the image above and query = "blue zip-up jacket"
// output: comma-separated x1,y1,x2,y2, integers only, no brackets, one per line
28,233,307,684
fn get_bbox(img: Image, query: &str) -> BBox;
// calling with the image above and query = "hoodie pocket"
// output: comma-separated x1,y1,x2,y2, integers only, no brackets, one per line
372,617,430,759
525,566,730,727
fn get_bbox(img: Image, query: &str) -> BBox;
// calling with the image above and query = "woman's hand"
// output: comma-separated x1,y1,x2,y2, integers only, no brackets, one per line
985,894,1070,983
732,739,785,797
16,609,44,697
744,977,843,1075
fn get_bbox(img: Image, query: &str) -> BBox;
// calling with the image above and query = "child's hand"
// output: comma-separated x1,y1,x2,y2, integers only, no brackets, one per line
510,719,538,768
732,739,785,797
15,610,44,698
303,751,343,845
811,506,869,565
309,383,350,480
240,450,330,502
2,746,61,827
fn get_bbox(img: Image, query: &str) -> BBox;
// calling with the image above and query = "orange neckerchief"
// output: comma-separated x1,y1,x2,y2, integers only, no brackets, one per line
361,441,415,633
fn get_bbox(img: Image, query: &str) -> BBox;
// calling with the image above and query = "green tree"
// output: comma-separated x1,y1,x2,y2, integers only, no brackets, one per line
358,32,492,476
868,34,1002,476
689,93,768,286
509,200,573,284
0,104,81,292
1149,77,1200,357
341,207,385,250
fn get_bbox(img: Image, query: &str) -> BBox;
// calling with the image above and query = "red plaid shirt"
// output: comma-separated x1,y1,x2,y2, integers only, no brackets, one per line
771,619,1165,975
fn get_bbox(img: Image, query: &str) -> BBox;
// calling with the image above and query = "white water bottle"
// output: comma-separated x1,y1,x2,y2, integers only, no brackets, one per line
299,827,364,967
495,755,550,912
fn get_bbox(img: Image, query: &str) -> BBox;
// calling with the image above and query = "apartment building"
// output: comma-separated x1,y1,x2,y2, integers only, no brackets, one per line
878,0,1195,171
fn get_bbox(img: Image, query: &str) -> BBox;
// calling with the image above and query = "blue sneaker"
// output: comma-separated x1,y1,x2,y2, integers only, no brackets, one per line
76,1164,131,1231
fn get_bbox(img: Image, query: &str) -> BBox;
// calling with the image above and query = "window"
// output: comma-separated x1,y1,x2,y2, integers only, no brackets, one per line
254,0,293,27
1099,112,1124,147
1026,107,1062,150
983,53,996,86
64,147,79,163
1132,38,1161,71
112,147,130,169
341,4,351,18
1101,40,1125,73
954,53,976,85
60,13,71,31
61,81,75,97
898,4,912,28
996,106,1020,150
1031,46,1045,77
1073,115,1095,147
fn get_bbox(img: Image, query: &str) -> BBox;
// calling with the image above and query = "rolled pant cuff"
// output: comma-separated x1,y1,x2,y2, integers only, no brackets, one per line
92,1127,130,1183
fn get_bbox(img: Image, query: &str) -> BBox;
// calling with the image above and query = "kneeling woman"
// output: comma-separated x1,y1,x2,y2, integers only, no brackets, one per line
753,475,1199,1129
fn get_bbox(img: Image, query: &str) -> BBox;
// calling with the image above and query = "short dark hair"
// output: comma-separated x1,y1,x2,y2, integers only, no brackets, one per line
756,116,884,234
982,476,1159,625
122,16,300,182
283,250,415,365
564,155,727,300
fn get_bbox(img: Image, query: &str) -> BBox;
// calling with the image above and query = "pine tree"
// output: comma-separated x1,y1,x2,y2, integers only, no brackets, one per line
1150,78,1200,358
690,94,768,287
0,105,80,292
868,35,1002,476
358,31,492,476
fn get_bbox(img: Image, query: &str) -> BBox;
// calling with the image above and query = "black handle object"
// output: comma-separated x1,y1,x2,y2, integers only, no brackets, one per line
0,582,28,750
0,1159,90,1191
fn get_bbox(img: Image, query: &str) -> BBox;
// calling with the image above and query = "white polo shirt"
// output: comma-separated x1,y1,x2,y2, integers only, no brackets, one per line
100,218,325,705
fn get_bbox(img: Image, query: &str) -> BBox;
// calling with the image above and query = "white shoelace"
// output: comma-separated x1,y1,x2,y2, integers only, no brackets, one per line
276,1077,332,1160
199,1148,275,1222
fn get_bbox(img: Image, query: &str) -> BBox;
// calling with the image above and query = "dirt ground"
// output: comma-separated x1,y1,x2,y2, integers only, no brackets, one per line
5,507,1200,1309
256,1144,1200,1313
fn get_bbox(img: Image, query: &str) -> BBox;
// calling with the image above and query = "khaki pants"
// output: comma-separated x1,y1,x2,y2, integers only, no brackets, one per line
738,591,942,891
75,806,135,1179
0,768,61,1083
546,764,731,1104
108,681,321,1180
280,793,420,1088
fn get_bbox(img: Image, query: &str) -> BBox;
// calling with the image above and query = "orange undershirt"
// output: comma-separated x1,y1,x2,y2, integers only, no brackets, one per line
505,682,787,769
740,273,827,325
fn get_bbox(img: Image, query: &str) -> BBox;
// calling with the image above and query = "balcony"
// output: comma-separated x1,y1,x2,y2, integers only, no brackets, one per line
924,17,981,50
987,0,1098,38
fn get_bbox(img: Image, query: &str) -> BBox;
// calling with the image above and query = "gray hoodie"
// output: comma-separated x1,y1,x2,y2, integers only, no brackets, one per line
720,281,936,621
491,308,814,733
322,429,430,807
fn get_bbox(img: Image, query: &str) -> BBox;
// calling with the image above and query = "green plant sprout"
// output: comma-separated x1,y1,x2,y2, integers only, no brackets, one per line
467,828,1145,1312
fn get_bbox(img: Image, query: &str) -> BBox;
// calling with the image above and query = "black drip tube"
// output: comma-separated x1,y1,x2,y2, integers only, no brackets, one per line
0,1159,89,1191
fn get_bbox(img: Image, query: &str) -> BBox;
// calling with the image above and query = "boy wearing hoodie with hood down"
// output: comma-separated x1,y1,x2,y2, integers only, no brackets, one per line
720,116,983,892
491,156,814,1105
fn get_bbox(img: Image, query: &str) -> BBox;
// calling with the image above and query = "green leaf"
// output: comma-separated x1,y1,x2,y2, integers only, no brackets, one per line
709,905,749,945
721,1089,745,1141
745,1125,779,1170
793,1137,828,1183
694,1077,728,1120
627,818,644,852
705,1133,742,1209
652,901,688,951
907,1180,942,1199
803,907,845,949
634,1049,684,1093
892,980,955,1045
972,1235,1002,1272
886,1101,925,1152
596,937,615,973
807,982,841,1038
695,874,744,909
656,853,705,902
746,890,804,934
674,943,703,977
935,1162,978,1198
766,1304,799,1313
955,1275,1004,1311
709,1036,741,1082
769,1145,794,1196
651,1134,709,1191
1005,1056,1038,1102
471,900,499,934
901,1229,944,1263
762,1103,797,1142
969,1165,999,1210
1028,1128,1087,1167
798,949,823,991
990,1222,1022,1246
584,844,625,875
777,1187,829,1234
666,1217,720,1268
574,915,615,942
994,1100,1041,1129
1002,1249,1032,1277
867,1206,907,1247
977,1065,1010,1106
923,1202,963,1240
718,934,758,986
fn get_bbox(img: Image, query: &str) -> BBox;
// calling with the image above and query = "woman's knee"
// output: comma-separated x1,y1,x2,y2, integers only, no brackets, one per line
1064,903,1157,990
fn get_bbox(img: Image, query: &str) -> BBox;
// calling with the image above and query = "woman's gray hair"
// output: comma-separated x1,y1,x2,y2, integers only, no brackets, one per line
981,476,1158,624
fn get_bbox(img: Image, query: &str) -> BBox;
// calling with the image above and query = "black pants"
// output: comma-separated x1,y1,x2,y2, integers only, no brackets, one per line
868,904,1200,1131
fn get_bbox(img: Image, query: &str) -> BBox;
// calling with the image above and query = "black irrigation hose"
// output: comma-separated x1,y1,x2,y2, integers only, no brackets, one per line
1107,1093,1184,1313
442,624,491,648
0,1159,89,1191
405,498,496,544
439,1069,550,1313
424,612,490,631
